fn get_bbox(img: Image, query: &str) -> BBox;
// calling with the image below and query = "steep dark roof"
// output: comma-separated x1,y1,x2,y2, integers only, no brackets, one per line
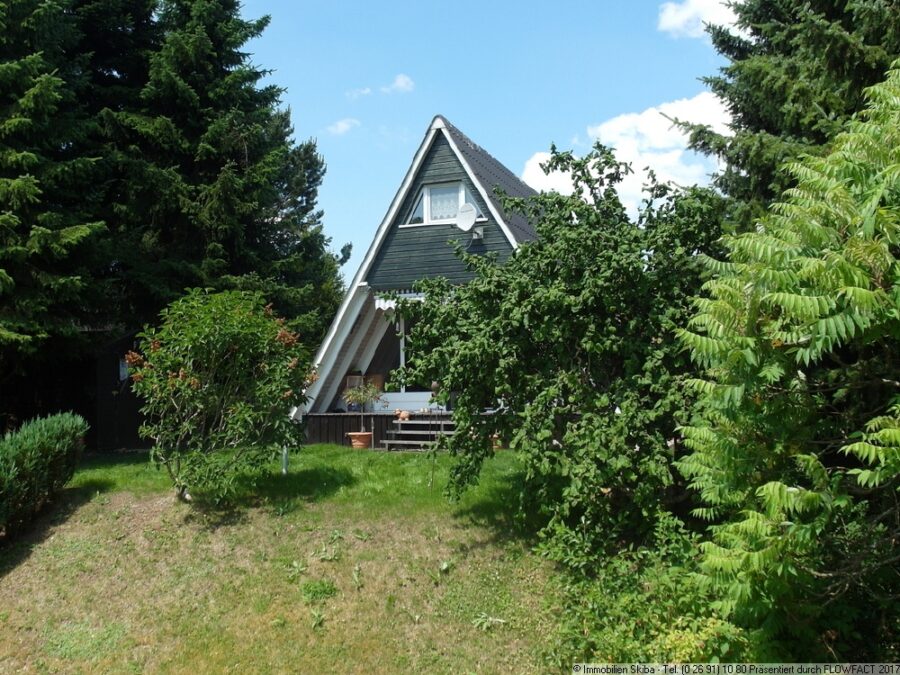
437,116,538,243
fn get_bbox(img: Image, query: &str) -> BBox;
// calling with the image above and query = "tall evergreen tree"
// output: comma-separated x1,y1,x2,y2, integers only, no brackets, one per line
0,0,103,394
95,0,344,342
2,0,344,426
685,0,900,226
67,0,159,333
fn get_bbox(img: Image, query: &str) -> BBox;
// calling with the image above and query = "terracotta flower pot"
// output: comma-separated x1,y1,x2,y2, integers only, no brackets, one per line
347,431,372,449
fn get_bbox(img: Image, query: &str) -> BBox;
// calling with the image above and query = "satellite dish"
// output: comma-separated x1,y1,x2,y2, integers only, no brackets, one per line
455,203,477,232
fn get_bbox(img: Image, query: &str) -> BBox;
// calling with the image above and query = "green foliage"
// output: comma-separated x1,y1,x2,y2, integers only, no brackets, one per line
684,0,900,227
301,578,337,604
91,0,345,343
0,0,104,374
343,381,382,432
678,63,900,658
129,289,311,503
547,514,758,663
471,613,506,632
0,412,88,537
2,0,345,426
398,144,726,548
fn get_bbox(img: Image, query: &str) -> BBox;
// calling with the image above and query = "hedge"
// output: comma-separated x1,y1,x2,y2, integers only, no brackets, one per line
0,412,88,538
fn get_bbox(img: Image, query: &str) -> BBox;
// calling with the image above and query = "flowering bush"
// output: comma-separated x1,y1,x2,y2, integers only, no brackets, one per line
129,290,311,502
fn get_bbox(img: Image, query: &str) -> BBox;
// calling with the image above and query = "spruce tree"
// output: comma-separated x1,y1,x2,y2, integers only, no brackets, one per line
0,0,103,387
95,0,344,342
2,0,343,425
686,0,900,226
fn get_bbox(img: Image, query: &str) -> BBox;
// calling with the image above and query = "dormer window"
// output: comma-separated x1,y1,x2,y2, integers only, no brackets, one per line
405,183,485,225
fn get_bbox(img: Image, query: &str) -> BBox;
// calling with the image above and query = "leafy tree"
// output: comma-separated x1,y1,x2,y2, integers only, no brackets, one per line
398,146,726,550
685,0,900,227
678,63,900,658
129,290,311,503
0,0,103,381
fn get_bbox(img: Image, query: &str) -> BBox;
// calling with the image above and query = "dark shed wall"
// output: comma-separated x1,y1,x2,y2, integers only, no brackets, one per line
366,134,514,291
94,333,147,451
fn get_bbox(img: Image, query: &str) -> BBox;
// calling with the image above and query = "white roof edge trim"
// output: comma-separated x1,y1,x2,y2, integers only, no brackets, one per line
373,290,425,311
304,283,368,408
355,126,440,287
441,129,520,250
305,124,442,408
373,296,396,311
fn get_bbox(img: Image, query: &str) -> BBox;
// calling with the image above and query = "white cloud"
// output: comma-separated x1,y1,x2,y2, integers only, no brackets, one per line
658,0,737,38
589,91,729,214
521,152,575,196
521,92,731,217
326,118,361,136
380,73,414,94
346,87,372,99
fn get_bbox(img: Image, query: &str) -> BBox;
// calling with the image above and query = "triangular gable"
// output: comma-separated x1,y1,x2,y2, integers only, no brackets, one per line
303,116,535,412
360,115,532,289
441,117,538,243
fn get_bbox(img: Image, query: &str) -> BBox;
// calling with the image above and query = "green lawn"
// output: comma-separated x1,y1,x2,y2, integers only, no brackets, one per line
0,446,560,674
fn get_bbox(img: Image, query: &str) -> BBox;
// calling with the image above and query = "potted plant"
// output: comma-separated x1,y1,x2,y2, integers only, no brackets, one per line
343,381,382,449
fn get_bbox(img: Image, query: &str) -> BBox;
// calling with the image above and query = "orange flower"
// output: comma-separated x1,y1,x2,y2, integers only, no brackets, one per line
276,328,298,347
124,350,144,367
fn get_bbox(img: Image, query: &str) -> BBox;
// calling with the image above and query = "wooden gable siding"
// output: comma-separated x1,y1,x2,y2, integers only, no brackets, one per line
365,135,514,291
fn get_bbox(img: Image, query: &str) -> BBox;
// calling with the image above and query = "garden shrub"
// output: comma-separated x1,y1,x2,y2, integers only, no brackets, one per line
677,62,900,658
546,513,760,664
129,289,311,504
0,412,89,537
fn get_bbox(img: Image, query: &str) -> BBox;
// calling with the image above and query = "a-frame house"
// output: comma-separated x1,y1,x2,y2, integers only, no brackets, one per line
304,115,536,420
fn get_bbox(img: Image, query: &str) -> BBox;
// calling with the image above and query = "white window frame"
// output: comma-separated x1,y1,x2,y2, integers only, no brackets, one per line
399,182,487,228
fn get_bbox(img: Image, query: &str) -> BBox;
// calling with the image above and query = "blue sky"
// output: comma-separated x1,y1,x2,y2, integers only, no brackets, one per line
239,0,735,278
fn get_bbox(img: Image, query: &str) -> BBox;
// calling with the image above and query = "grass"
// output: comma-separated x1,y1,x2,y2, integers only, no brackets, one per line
0,445,559,673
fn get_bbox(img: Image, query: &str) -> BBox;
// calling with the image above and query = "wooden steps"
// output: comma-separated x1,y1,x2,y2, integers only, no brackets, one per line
382,416,454,451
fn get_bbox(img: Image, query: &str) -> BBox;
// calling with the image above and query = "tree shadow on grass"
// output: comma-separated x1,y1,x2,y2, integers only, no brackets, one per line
451,467,548,549
255,466,358,503
0,477,114,580
181,466,359,531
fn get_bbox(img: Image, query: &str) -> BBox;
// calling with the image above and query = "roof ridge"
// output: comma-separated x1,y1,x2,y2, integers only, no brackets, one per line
431,115,537,244
437,116,535,194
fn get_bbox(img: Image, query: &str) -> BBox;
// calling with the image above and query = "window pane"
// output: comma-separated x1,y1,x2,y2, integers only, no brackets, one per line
430,185,458,221
408,193,424,223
